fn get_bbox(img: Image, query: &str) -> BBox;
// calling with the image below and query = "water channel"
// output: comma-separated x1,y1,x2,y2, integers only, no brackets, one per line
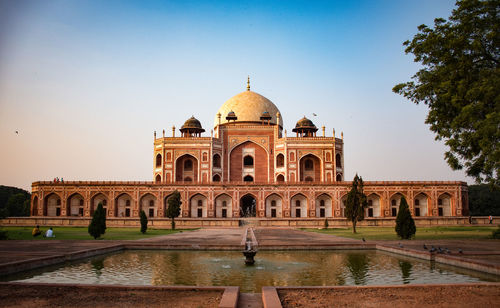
3,250,499,292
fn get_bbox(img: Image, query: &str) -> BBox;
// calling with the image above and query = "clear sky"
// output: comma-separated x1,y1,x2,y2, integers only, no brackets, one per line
0,0,471,191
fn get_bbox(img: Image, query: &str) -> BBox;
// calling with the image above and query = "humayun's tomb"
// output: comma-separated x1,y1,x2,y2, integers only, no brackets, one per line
28,78,469,227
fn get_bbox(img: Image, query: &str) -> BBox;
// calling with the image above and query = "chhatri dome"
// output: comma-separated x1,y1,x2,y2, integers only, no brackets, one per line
214,77,283,128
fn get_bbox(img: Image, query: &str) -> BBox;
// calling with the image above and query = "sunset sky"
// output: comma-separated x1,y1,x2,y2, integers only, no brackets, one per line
0,0,470,191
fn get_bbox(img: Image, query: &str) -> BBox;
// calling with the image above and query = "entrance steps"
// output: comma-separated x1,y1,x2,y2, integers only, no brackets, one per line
240,218,260,228
237,293,263,308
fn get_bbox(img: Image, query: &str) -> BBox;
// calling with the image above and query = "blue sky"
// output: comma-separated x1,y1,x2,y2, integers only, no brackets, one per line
0,0,469,190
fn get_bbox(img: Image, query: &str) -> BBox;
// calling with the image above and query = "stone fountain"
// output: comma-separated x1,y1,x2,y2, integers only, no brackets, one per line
243,240,257,265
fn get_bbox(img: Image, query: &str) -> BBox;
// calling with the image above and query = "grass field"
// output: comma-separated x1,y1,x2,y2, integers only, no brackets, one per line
306,226,498,240
0,226,188,240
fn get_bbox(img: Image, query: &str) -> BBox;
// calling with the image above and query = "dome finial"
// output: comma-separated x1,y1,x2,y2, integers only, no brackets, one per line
247,76,250,91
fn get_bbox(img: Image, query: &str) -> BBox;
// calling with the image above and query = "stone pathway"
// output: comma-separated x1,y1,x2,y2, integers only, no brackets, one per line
254,228,362,248
139,227,245,247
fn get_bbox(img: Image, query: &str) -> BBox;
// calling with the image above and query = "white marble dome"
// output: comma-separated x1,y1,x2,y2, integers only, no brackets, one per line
214,90,283,128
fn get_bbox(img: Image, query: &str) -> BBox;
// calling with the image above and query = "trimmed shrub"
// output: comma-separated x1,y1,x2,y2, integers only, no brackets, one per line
140,210,148,234
395,196,416,239
88,203,106,239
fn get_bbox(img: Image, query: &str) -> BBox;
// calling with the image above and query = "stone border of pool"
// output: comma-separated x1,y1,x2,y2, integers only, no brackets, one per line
1,241,498,277
375,244,500,275
0,282,239,308
264,283,500,308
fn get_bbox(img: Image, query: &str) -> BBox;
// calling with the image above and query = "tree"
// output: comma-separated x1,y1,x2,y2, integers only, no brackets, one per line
0,186,30,218
166,190,182,230
395,197,416,239
6,193,30,217
88,203,106,239
393,0,500,186
345,174,368,233
140,210,148,234
468,184,500,215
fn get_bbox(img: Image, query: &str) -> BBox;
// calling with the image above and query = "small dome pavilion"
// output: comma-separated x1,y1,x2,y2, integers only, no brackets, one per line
292,116,318,137
180,116,205,137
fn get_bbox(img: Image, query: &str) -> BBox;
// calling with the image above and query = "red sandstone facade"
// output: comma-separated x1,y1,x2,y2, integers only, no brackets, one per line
30,82,468,219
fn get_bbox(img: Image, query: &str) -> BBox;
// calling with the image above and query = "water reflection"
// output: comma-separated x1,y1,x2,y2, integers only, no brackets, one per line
345,253,370,285
399,260,412,284
4,250,499,293
91,258,104,277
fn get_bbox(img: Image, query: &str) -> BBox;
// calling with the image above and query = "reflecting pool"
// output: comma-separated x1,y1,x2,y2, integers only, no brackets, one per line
3,250,499,292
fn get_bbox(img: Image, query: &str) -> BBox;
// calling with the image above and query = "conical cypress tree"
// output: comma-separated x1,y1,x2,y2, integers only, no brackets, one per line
166,190,182,230
395,197,416,239
345,174,368,234
140,210,148,234
88,203,107,239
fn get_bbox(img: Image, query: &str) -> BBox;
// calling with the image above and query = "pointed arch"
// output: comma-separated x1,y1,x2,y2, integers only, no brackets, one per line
243,175,254,182
163,192,176,218
437,192,452,216
213,153,221,168
389,193,406,217
215,193,232,218
335,153,342,168
414,192,429,217
229,140,268,183
190,193,207,218
265,193,283,218
340,194,348,217
175,154,198,182
44,192,61,216
276,153,285,167
276,174,285,183
239,193,257,217
31,195,39,216
315,193,332,217
366,193,381,217
155,174,161,183
290,193,308,218
114,193,131,217
299,153,321,182
213,174,221,182
90,193,109,217
140,193,158,217
156,153,162,167
67,192,84,217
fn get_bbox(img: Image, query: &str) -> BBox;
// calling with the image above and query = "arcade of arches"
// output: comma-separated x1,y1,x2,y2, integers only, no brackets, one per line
32,184,466,218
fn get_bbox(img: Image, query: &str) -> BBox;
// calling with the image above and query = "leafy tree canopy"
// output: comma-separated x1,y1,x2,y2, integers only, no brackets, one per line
0,186,30,218
393,0,500,186
468,184,500,215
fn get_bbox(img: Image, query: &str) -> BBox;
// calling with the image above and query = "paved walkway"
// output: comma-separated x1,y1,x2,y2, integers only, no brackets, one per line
139,228,245,247
254,228,361,248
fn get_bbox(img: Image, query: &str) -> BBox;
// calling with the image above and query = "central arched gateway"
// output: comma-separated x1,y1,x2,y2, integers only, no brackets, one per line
240,194,257,217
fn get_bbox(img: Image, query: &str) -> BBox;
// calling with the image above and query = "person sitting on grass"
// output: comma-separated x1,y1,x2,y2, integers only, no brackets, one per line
32,225,42,237
45,227,55,238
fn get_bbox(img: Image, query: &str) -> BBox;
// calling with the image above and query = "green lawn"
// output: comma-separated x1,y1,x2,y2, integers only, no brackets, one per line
0,226,188,240
305,226,498,240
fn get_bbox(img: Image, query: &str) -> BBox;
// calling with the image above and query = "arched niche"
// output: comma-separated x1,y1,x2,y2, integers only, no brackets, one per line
291,193,308,218
315,194,332,217
265,194,283,218
215,194,232,218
